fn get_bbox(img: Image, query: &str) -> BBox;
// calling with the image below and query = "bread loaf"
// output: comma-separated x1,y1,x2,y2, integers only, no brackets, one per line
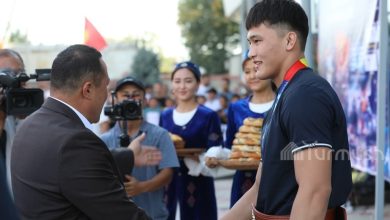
233,137,260,146
238,125,260,134
228,117,263,161
229,157,259,162
235,132,261,139
232,145,260,153
243,117,263,127
229,151,260,160
169,133,185,149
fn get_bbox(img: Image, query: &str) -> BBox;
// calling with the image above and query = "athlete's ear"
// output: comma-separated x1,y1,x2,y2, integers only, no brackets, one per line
286,32,298,51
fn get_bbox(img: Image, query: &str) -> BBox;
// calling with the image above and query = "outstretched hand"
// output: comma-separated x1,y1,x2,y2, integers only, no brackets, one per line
124,175,144,197
128,132,162,166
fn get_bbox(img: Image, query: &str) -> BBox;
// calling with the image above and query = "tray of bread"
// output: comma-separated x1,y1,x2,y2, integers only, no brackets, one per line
169,133,205,157
176,148,205,157
218,117,263,170
218,158,260,170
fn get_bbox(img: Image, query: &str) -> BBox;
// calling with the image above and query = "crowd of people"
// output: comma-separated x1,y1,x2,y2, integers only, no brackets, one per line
0,1,352,220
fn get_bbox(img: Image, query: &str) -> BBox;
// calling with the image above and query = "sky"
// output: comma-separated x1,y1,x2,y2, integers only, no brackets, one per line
0,0,188,59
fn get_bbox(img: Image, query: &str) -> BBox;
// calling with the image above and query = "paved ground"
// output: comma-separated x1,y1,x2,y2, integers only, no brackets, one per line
174,177,390,219
214,177,390,220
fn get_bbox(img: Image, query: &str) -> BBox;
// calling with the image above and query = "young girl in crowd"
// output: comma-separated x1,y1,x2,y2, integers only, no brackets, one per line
225,52,275,207
160,61,223,220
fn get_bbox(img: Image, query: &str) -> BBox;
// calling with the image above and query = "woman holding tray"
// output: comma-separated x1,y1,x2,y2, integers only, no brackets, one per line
225,51,275,207
159,61,223,220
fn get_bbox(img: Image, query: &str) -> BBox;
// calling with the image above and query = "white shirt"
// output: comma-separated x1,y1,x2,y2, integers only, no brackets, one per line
50,97,94,131
249,100,274,114
173,107,197,126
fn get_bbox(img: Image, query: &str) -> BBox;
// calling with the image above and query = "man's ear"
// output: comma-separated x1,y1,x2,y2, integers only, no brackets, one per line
81,81,93,99
286,32,298,51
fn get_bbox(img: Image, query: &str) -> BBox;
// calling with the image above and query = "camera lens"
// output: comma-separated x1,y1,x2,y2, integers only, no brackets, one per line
13,95,29,107
123,102,137,117
119,100,142,120
105,99,142,120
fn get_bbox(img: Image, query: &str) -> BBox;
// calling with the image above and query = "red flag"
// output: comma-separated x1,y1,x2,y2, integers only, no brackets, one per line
84,18,107,51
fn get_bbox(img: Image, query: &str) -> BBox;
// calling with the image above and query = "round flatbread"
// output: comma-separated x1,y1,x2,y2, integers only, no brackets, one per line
169,133,185,148
235,132,261,139
243,117,263,127
232,145,260,153
239,125,260,134
233,137,260,146
229,151,261,159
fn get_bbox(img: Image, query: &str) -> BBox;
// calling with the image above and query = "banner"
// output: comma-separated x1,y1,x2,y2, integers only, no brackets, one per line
318,0,389,180
84,17,107,51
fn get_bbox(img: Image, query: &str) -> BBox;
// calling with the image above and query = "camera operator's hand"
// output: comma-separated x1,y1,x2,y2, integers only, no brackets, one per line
124,175,144,197
128,132,162,166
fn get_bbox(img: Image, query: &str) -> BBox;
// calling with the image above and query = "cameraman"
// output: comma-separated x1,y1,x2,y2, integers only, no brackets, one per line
0,49,25,194
100,76,179,220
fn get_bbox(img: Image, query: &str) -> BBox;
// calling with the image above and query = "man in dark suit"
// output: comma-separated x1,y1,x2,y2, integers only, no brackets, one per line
11,44,159,220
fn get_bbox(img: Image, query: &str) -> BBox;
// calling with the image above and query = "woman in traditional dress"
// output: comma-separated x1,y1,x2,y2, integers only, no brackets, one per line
225,52,275,207
160,61,223,220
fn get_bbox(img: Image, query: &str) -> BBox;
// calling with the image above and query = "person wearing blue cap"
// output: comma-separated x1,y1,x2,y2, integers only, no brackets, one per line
160,61,223,220
100,75,179,220
224,51,275,208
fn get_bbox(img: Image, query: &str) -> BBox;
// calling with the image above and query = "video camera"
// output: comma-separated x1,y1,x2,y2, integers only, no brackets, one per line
104,91,143,147
104,91,143,121
0,68,50,116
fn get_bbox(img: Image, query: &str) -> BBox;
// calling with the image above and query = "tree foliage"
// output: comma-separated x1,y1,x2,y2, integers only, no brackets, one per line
131,48,160,86
178,0,239,74
9,30,29,44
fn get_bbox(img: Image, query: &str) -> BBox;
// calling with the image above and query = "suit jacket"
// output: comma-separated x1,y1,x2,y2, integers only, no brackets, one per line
11,98,150,220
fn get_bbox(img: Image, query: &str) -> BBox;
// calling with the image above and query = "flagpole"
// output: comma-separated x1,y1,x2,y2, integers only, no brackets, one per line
374,0,388,219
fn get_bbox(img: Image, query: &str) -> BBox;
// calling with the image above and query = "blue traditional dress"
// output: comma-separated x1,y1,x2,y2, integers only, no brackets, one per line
225,96,272,207
160,105,223,220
